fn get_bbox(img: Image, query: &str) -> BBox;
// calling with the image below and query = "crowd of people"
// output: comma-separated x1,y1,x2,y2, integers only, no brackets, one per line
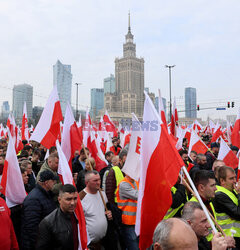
0,129,240,250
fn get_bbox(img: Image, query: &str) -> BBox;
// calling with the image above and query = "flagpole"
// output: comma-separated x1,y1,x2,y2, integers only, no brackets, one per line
182,166,217,234
180,173,225,236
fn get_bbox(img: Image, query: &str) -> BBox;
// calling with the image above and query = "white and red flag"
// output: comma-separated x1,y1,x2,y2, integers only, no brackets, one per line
1,133,26,207
30,85,63,149
122,113,142,181
170,97,178,137
218,137,239,169
56,140,88,250
87,130,107,171
158,89,167,129
83,108,92,147
7,114,17,141
61,103,83,170
21,101,29,141
136,92,184,249
103,110,118,137
16,126,24,154
209,120,216,134
188,130,209,155
193,120,203,131
231,109,240,148
175,128,187,151
211,123,222,143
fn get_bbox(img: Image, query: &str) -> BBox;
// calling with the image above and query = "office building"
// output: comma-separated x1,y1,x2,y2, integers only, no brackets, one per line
53,60,72,115
185,87,197,118
104,74,115,94
2,101,10,119
91,88,104,120
12,84,33,120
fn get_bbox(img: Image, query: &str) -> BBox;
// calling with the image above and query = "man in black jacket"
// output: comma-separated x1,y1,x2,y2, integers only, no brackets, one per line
21,170,58,250
36,184,79,250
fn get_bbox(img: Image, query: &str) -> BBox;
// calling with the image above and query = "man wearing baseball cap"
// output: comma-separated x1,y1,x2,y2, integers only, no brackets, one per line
21,170,58,250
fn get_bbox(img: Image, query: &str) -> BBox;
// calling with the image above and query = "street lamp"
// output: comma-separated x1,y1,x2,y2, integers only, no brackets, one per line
75,83,83,120
165,65,175,121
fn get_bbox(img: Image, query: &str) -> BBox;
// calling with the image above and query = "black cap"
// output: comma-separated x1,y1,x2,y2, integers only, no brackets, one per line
39,170,59,182
211,142,220,148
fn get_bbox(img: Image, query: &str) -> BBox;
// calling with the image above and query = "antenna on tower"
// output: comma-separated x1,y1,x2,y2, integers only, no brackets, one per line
128,11,131,32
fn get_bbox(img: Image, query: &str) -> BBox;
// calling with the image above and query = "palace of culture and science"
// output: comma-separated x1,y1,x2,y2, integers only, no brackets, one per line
104,14,146,120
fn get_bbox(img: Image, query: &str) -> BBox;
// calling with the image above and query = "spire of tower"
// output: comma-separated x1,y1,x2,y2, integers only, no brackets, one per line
128,11,131,32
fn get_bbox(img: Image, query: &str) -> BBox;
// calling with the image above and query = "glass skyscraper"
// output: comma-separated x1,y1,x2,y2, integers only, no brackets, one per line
53,60,72,115
104,74,115,94
12,84,33,120
91,88,104,119
185,87,197,118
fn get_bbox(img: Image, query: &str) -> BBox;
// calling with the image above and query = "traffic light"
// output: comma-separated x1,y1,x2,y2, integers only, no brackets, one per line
227,102,230,108
197,105,200,111
232,102,235,108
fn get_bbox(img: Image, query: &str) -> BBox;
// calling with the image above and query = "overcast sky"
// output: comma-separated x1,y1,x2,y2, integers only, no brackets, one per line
1,0,240,120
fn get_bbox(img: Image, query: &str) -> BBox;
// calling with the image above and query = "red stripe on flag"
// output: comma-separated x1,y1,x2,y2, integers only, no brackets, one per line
139,125,183,249
192,140,208,154
224,151,239,169
41,101,63,149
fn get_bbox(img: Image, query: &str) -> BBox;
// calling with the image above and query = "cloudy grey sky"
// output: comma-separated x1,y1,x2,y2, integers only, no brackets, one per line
1,0,240,120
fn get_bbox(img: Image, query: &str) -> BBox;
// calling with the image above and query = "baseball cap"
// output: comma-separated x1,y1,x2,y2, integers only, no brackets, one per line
39,170,59,182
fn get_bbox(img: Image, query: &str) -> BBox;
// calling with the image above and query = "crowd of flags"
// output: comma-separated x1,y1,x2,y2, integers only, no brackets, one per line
1,84,240,249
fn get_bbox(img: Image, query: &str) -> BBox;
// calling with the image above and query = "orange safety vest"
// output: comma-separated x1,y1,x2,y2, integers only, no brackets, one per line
116,177,139,225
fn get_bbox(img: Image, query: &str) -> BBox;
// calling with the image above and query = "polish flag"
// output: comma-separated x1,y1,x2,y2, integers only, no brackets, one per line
56,141,88,250
83,108,92,147
0,124,4,138
218,137,239,169
158,89,167,129
1,133,26,208
103,110,118,137
122,114,142,181
105,132,113,152
209,120,216,134
30,85,63,149
98,116,106,140
175,128,187,151
211,123,222,143
193,120,203,131
170,98,178,137
87,130,107,171
231,109,240,148
15,126,24,154
21,102,29,141
7,114,17,141
61,103,83,170
188,131,208,155
136,92,184,249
